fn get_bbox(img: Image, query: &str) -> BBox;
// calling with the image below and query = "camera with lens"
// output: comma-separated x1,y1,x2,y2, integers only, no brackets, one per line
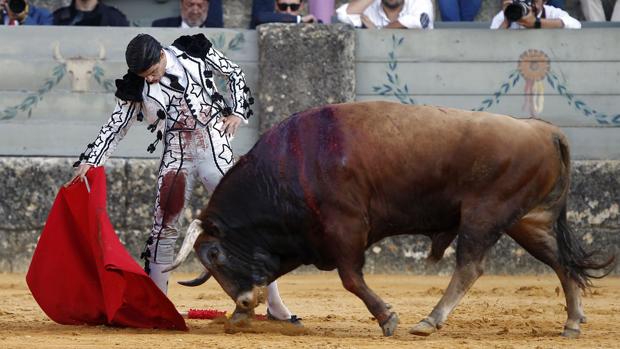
504,0,532,21
3,0,29,23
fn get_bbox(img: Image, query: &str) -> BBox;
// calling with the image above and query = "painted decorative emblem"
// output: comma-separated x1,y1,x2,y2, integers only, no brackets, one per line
518,49,550,81
518,49,550,116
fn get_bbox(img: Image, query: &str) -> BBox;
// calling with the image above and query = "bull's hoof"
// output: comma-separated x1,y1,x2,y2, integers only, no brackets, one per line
229,310,252,326
409,318,437,337
380,312,399,336
561,326,580,339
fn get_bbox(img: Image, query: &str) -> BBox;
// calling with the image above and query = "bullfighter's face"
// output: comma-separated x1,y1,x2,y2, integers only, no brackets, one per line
194,230,272,312
137,50,167,84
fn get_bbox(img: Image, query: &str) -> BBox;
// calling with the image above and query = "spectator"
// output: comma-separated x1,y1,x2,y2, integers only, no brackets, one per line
581,0,619,21
336,0,434,29
53,0,128,26
1,0,52,25
152,0,223,28
251,0,317,29
437,0,482,21
490,0,581,28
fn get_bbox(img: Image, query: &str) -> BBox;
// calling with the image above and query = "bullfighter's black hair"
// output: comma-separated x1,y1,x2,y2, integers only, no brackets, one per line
125,34,162,74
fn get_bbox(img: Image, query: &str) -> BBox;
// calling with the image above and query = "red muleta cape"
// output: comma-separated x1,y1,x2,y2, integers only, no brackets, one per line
26,167,187,330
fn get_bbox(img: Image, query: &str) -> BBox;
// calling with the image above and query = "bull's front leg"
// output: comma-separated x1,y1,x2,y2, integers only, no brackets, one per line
323,209,398,335
337,266,399,336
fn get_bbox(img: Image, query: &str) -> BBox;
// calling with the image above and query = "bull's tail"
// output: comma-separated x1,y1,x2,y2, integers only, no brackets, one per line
555,206,615,289
554,135,616,289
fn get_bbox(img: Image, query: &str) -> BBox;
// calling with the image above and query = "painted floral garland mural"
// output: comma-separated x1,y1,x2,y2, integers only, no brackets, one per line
373,35,620,126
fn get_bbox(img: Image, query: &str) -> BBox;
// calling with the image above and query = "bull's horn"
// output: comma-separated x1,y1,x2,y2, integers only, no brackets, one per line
161,219,203,273
178,269,211,287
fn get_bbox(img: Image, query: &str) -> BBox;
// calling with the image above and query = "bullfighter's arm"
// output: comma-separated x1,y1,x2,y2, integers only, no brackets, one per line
204,47,252,122
79,100,139,167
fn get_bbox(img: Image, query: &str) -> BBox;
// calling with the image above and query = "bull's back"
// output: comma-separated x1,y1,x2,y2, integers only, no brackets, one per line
330,101,562,184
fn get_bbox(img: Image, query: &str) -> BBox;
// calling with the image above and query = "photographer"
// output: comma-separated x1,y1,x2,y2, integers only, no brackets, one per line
1,0,52,25
490,0,580,29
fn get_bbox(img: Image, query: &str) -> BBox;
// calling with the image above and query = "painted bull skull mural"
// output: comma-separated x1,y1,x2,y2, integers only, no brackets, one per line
53,42,106,92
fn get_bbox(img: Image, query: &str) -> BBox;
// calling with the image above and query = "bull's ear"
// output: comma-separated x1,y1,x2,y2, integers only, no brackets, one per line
202,219,223,238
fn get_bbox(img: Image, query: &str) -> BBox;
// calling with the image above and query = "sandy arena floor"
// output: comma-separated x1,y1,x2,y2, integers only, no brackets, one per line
0,272,618,348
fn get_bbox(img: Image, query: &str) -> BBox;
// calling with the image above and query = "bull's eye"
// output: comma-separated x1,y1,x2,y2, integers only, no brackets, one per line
208,247,219,263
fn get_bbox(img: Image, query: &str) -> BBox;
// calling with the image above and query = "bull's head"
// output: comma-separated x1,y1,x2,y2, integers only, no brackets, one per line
164,219,276,313
53,42,106,92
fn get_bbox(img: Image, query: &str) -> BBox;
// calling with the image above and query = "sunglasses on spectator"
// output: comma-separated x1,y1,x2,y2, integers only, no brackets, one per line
277,3,301,11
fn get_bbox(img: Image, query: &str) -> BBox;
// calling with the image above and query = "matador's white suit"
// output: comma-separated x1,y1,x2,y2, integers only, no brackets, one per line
74,34,293,320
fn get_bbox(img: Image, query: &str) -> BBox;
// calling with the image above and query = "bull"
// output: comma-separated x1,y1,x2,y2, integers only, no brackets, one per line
166,101,613,337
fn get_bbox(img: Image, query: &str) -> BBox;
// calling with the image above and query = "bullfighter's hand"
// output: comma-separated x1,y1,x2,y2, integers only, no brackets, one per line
222,115,243,138
65,163,92,187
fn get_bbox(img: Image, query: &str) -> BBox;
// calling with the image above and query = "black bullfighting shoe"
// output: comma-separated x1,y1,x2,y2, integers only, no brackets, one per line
267,309,304,327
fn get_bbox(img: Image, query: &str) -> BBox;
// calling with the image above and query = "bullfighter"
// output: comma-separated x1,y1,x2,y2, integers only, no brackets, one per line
66,33,298,324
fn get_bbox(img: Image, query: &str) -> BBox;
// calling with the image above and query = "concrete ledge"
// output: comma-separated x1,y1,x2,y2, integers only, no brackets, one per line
257,23,356,133
0,157,618,274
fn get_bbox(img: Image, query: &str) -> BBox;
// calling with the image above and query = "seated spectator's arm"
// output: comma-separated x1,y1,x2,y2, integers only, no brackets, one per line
549,7,581,28
520,16,572,28
395,0,434,29
336,4,363,27
557,16,581,29
345,0,375,14
517,8,580,29
490,0,513,29
489,12,508,29
384,20,406,28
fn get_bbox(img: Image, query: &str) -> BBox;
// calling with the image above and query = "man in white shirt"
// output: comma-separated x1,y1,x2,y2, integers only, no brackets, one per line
490,0,581,29
336,0,434,29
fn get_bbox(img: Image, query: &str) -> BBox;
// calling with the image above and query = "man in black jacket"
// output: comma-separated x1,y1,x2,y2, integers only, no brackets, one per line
251,0,317,29
152,0,223,28
53,0,128,26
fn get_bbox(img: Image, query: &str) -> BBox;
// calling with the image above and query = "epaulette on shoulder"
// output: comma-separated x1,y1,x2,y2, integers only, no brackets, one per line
115,70,144,102
172,33,213,59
